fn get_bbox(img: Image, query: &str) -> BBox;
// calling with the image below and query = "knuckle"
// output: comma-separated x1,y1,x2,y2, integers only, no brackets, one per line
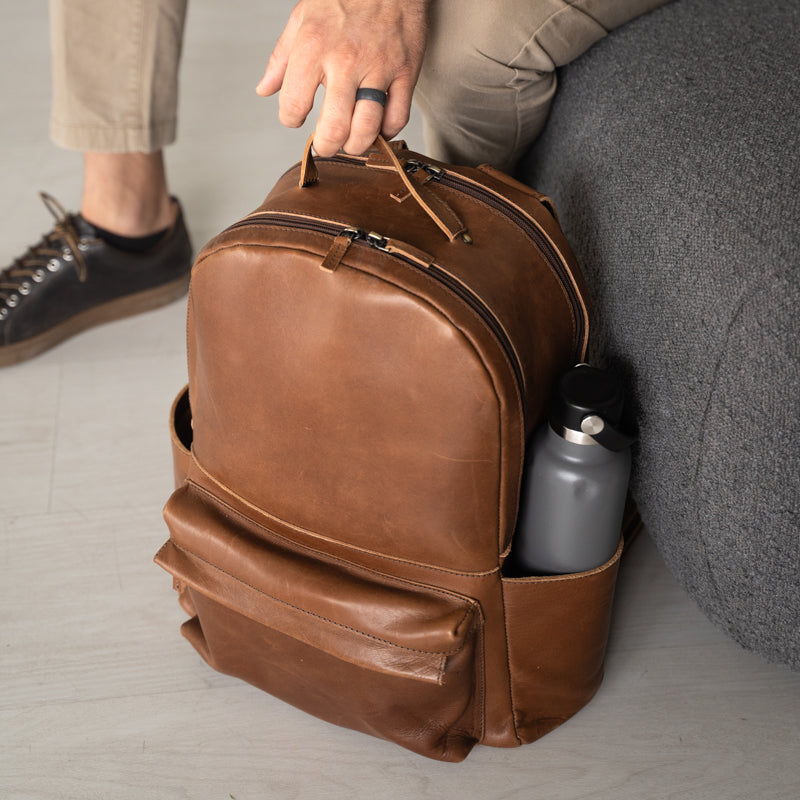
383,105,410,133
332,39,361,71
313,141,338,157
342,138,372,156
322,122,350,147
344,118,381,155
381,122,406,141
315,126,351,157
349,114,380,140
296,21,326,51
279,97,309,127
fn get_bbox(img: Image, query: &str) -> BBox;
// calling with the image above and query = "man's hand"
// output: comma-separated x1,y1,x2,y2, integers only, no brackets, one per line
256,0,429,156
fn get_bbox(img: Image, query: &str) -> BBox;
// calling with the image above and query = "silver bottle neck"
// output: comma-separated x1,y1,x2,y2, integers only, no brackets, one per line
554,413,606,446
558,426,600,446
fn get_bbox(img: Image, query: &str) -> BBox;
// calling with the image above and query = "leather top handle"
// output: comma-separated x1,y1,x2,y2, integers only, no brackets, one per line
299,133,469,243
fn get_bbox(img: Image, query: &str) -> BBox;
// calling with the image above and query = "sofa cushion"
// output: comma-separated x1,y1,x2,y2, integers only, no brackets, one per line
520,0,799,668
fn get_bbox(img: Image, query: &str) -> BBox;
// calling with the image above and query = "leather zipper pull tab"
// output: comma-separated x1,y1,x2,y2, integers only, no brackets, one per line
320,228,359,272
299,132,319,187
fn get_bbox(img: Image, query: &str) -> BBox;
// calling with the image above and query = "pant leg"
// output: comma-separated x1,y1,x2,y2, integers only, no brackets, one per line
49,0,189,152
416,0,673,171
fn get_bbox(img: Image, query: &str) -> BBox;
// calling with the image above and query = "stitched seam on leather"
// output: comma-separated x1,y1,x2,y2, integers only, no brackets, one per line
500,540,623,584
435,182,578,349
206,230,524,444
499,578,523,745
475,615,488,743
262,209,370,230
184,476,492,609
188,246,514,572
192,221,523,563
167,539,473,659
358,250,517,563
265,169,575,357
366,252,520,562
191,458,499,580
358,160,584,353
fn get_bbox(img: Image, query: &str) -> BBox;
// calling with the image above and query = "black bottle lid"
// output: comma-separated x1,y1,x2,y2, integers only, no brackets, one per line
550,364,634,451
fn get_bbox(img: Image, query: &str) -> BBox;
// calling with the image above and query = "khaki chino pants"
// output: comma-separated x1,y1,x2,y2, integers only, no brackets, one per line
50,0,670,168
50,0,188,153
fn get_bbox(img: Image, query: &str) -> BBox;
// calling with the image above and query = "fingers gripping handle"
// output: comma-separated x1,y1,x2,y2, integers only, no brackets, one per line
299,134,469,243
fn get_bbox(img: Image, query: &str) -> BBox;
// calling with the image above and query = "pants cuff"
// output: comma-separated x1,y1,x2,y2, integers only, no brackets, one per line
49,118,178,154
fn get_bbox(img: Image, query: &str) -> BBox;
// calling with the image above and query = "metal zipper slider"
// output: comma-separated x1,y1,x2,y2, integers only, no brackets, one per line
393,161,446,203
420,164,444,182
365,231,390,251
404,160,444,182
319,227,361,272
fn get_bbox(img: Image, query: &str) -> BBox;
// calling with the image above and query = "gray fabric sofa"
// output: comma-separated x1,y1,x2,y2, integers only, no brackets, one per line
520,0,799,669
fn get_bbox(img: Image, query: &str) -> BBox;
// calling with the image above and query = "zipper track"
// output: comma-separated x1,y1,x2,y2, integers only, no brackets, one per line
223,211,526,400
332,153,587,362
437,174,586,360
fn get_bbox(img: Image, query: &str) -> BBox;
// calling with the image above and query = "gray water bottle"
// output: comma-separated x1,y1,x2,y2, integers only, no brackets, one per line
511,364,634,575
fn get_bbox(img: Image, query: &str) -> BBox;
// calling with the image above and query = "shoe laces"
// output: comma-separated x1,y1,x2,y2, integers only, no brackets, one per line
0,193,91,305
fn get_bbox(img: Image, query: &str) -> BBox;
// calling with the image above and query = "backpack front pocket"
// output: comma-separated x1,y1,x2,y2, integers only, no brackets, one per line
155,483,484,762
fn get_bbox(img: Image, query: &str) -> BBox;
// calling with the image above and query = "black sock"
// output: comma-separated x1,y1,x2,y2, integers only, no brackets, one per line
83,218,169,253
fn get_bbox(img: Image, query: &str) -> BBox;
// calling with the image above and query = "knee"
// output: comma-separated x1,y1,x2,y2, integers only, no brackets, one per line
417,25,512,118
418,0,553,113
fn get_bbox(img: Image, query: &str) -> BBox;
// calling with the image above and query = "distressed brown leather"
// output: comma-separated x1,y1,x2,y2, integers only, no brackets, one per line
155,138,621,762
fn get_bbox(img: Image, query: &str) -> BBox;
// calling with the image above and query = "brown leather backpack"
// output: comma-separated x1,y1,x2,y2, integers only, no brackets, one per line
155,137,623,762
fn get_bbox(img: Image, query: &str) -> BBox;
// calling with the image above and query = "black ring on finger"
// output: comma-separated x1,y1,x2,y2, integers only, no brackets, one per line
355,88,387,107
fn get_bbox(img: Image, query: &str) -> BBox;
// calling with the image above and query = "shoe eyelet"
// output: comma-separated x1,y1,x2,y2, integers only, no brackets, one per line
78,238,91,252
6,295,19,308
0,308,8,321
18,282,32,296
33,269,46,283
47,258,61,272
62,249,75,262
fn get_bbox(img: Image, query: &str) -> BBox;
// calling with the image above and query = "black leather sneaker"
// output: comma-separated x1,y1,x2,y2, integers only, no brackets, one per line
0,192,192,367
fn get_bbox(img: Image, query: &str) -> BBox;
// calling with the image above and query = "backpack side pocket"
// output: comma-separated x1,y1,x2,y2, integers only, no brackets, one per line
502,540,623,743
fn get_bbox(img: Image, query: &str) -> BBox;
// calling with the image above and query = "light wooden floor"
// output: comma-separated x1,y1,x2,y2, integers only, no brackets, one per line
2,4,798,799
